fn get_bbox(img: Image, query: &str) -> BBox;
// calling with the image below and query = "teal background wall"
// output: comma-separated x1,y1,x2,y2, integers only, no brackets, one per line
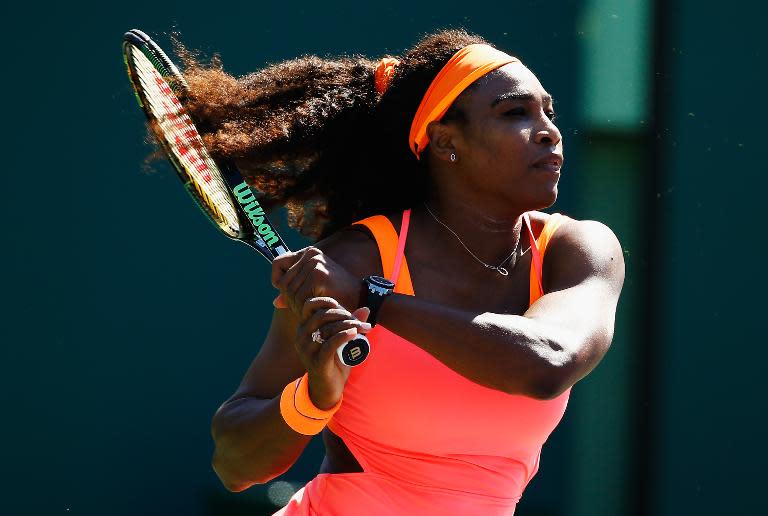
650,1,767,514
2,1,764,515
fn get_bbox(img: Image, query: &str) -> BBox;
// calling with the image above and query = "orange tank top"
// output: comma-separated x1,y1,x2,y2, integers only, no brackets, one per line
276,211,571,516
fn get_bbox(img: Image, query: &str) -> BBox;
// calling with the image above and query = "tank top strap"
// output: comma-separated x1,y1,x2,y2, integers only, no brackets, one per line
528,213,569,305
352,210,415,296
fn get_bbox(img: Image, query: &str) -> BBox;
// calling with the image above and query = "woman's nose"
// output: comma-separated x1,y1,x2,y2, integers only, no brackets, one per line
534,116,562,146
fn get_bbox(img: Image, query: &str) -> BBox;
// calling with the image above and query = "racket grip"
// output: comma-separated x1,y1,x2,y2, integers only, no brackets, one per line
337,334,370,367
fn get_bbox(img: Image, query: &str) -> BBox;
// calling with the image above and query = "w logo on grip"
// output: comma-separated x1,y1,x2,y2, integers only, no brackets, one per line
233,182,279,246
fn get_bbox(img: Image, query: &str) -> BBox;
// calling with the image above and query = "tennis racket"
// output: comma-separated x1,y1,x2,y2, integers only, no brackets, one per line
122,29,369,367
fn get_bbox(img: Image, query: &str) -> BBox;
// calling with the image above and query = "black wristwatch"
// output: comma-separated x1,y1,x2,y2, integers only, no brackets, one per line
362,275,395,327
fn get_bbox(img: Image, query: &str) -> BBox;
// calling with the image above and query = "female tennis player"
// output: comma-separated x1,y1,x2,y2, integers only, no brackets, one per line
193,29,625,514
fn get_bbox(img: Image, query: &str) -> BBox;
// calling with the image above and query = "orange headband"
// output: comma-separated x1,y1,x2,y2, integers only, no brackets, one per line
408,44,519,158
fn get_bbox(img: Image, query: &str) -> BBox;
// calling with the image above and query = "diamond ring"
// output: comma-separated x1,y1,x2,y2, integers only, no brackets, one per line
311,329,324,344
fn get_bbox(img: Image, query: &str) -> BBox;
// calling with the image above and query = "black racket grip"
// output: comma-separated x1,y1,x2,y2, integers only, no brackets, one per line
336,335,370,367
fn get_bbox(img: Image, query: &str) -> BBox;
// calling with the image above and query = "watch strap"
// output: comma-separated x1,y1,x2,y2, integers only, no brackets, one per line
363,276,394,327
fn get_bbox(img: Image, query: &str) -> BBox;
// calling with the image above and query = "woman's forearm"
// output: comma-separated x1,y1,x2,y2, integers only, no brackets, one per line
211,395,312,491
376,293,568,399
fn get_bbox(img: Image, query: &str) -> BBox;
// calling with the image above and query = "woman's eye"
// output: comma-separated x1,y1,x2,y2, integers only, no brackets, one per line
504,108,525,116
503,108,557,122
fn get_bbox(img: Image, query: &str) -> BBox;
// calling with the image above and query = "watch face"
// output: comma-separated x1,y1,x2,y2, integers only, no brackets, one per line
368,275,395,289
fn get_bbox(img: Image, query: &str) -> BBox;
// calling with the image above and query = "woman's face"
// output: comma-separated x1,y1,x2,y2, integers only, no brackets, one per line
436,62,563,211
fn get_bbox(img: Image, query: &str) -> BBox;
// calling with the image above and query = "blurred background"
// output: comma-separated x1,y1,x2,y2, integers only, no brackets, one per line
3,0,765,514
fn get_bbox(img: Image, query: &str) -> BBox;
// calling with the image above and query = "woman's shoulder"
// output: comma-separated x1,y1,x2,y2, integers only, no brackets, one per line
529,210,594,239
530,211,623,270
533,211,624,281
529,210,618,244
528,210,573,238
314,220,385,278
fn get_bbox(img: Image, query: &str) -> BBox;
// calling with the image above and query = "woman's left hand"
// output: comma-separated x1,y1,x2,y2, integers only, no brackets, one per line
271,246,363,314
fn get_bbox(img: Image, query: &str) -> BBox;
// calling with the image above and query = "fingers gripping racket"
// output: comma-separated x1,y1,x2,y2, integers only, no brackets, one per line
122,29,369,367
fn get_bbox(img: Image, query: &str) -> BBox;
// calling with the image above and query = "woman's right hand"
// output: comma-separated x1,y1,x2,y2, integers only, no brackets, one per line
295,297,371,410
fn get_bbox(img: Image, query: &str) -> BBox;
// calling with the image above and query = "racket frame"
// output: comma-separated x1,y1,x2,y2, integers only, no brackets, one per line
122,29,287,262
122,29,369,367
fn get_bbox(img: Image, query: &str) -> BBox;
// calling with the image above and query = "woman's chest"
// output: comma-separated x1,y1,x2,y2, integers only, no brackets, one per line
406,251,534,315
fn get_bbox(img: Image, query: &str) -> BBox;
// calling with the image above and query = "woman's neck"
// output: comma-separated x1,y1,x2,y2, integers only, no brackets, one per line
416,196,526,269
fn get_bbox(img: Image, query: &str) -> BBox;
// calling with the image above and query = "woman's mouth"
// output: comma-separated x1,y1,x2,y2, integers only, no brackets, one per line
532,162,562,173
531,153,564,171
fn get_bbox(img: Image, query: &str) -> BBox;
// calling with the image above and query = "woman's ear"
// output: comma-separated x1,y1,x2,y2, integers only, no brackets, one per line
425,120,458,163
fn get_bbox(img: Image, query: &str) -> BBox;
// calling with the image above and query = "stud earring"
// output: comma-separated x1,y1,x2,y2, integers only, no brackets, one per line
450,153,457,162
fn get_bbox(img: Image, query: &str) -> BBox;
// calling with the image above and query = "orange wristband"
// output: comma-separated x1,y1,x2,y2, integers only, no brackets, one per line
279,373,343,436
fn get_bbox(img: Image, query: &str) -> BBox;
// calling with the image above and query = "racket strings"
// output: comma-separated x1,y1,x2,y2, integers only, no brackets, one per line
128,45,242,237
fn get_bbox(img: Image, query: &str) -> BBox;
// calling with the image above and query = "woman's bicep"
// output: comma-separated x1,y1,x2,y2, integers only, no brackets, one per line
229,307,305,401
523,219,625,393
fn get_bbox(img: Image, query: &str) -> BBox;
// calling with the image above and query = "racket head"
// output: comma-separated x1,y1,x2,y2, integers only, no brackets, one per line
122,29,288,261
123,30,366,366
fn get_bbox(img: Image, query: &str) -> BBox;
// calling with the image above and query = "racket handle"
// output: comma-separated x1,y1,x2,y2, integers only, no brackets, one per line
337,335,370,367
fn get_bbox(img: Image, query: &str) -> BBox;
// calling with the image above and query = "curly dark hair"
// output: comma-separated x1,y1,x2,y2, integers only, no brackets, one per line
177,29,503,240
